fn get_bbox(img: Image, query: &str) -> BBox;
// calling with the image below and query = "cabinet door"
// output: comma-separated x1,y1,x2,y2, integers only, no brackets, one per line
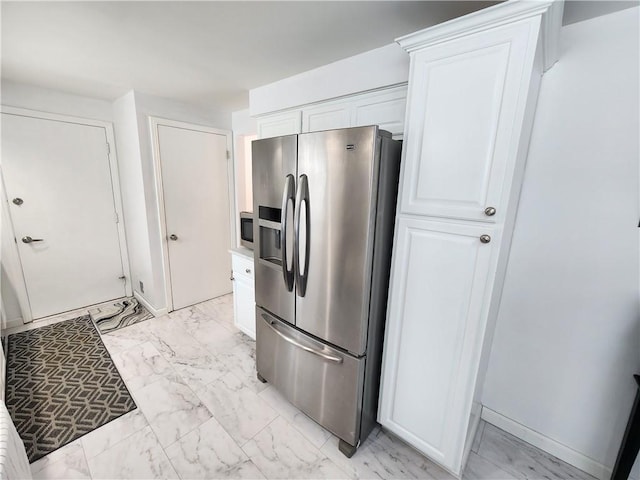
231,252,256,339
379,216,498,474
399,22,533,222
233,274,256,339
256,111,302,139
302,103,351,133
351,86,407,138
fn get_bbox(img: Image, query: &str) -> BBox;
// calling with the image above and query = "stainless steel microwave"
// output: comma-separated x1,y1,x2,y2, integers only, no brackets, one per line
239,211,254,249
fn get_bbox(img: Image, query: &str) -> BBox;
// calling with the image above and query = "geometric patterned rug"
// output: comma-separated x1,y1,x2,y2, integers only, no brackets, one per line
88,297,152,334
4,316,136,463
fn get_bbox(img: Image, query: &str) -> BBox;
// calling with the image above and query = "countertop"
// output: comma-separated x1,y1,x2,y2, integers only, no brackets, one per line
229,246,254,260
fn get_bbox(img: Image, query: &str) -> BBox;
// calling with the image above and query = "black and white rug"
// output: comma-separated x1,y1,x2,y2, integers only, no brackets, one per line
89,297,152,334
5,316,137,462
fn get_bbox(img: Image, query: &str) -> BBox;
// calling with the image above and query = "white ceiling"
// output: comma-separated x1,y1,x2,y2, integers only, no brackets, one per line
2,1,637,112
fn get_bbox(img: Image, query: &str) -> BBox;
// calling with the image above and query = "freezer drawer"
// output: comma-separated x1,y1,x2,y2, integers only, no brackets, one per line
256,307,365,445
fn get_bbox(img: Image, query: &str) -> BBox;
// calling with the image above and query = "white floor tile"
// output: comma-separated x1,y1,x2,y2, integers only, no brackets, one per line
30,440,90,479
196,371,278,446
463,453,519,480
133,374,212,448
243,416,348,479
165,417,265,479
476,424,595,480
110,342,175,392
259,385,332,448
81,408,148,459
86,426,178,479
321,429,455,480
170,305,246,354
217,341,268,393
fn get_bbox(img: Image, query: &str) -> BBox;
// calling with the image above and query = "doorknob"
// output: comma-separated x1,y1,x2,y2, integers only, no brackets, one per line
169,234,178,241
12,198,24,206
22,236,44,244
484,207,496,216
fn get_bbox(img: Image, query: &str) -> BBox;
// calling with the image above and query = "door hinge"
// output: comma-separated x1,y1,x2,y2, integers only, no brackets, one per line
106,142,111,155
226,150,230,160
114,212,119,223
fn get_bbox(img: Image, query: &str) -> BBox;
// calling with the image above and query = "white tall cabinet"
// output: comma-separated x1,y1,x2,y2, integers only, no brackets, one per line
378,1,562,477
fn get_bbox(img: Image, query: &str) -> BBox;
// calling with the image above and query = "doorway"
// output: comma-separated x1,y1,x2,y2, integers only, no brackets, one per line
150,118,233,311
1,108,131,321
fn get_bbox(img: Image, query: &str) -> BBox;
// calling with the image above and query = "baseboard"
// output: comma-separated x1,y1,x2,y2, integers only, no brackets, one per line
481,406,612,480
4,317,24,330
133,292,168,317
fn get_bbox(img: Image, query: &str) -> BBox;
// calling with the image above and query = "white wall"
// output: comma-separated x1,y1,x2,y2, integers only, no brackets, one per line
249,43,409,116
112,92,154,306
231,109,257,237
232,109,257,137
1,80,113,121
482,6,639,477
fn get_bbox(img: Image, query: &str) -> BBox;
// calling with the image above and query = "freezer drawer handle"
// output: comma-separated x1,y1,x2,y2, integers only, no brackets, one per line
262,314,343,364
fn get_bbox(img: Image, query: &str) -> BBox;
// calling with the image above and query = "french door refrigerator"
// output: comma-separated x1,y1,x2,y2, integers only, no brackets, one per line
252,126,401,456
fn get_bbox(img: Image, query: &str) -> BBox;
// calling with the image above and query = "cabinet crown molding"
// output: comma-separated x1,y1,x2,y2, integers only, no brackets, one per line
396,0,563,71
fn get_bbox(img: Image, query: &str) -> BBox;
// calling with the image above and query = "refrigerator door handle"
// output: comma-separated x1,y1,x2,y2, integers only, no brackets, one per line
281,174,295,292
294,174,310,297
261,314,343,364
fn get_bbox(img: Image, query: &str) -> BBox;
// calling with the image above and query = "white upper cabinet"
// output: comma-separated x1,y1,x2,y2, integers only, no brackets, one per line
256,111,301,139
256,85,408,138
351,87,407,138
399,21,535,223
302,103,351,132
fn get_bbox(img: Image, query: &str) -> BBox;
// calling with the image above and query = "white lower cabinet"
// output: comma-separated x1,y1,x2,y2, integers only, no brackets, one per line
379,217,498,473
231,251,256,339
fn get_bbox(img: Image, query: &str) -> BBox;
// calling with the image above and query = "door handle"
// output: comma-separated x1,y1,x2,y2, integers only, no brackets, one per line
169,234,178,241
22,236,43,244
262,314,343,364
294,174,310,297
280,174,295,292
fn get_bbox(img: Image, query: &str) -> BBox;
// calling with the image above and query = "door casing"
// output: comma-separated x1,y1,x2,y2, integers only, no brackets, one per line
149,116,235,313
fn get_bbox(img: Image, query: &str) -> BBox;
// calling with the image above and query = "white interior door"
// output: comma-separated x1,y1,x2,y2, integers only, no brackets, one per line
1,113,126,319
156,124,232,310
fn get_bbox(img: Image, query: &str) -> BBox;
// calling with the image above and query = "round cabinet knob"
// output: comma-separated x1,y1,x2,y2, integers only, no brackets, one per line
484,207,496,216
169,234,178,241
12,198,24,206
480,235,491,244
245,268,251,274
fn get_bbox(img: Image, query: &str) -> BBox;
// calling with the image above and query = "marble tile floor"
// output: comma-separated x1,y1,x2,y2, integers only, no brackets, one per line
29,293,596,480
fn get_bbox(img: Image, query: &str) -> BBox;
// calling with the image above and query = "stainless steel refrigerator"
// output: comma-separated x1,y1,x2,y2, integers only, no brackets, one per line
252,126,402,457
